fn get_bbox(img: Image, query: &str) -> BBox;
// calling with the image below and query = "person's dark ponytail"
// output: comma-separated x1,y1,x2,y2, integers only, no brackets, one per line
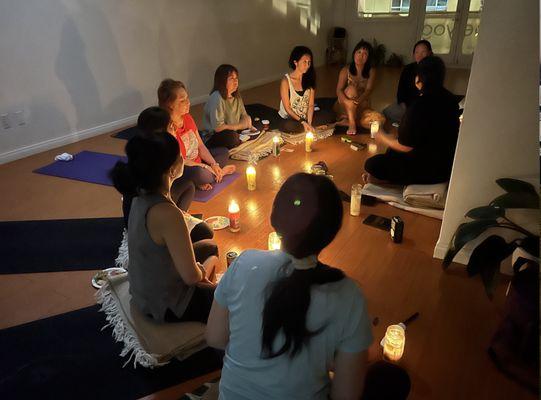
262,173,345,359
110,160,137,196
261,264,344,359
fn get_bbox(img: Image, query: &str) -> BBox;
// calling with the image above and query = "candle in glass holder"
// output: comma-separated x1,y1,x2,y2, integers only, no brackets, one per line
350,183,362,216
305,131,314,152
246,165,256,191
228,201,240,232
272,135,281,157
370,120,379,139
383,324,406,362
268,232,282,250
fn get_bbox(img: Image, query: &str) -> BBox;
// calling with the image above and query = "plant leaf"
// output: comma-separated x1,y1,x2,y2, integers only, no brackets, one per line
490,192,539,209
466,205,505,220
442,219,498,268
496,178,538,195
468,236,515,298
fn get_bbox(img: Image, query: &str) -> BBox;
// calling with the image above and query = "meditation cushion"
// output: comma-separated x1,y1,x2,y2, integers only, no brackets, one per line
403,182,448,209
96,274,207,368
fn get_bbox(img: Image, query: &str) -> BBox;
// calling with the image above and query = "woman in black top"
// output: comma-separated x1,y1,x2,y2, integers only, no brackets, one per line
364,56,460,185
383,40,433,124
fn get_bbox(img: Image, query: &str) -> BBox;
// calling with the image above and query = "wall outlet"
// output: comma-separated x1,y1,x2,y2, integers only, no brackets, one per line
13,110,26,127
0,114,10,130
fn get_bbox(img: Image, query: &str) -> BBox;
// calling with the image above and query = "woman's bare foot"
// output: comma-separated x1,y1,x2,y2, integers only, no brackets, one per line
335,116,349,126
198,183,213,191
222,165,236,175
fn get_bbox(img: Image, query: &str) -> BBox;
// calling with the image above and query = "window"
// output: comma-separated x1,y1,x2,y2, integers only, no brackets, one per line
426,0,448,13
357,0,410,18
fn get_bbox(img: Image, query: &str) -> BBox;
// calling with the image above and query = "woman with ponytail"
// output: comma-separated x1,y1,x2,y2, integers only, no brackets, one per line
110,132,219,323
206,173,373,399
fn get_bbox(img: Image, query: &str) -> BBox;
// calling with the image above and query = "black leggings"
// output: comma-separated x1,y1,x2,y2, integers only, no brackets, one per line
205,130,241,149
278,110,336,133
182,147,230,187
191,221,218,263
165,286,215,323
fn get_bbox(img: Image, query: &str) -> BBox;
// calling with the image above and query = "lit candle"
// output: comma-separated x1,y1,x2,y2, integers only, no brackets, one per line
228,201,240,232
272,135,280,157
350,184,362,217
305,131,314,152
368,143,377,154
246,165,256,191
383,324,405,362
268,232,282,250
370,120,379,139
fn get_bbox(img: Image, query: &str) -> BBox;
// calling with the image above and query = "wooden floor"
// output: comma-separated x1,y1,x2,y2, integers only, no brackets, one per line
0,65,534,400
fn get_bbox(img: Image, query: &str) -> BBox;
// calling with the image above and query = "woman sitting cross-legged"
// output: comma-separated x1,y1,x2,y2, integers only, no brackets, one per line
364,56,460,185
119,106,216,262
278,46,334,134
110,132,219,323
202,64,255,149
158,78,236,191
206,173,374,399
334,40,385,135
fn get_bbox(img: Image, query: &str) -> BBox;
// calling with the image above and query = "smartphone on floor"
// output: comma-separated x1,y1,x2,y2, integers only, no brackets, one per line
363,214,391,231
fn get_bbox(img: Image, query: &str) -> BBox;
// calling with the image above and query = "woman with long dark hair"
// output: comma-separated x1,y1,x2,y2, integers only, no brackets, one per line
335,40,384,135
110,132,219,323
206,173,373,399
278,46,327,133
364,56,460,185
202,64,255,149
383,39,433,124
158,79,236,191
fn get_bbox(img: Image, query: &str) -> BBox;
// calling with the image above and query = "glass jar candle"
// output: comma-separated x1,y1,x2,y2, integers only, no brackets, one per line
246,165,256,191
383,324,406,362
228,201,240,232
350,183,363,216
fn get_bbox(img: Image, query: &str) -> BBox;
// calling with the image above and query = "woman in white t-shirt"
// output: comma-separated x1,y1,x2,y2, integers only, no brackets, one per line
206,173,373,399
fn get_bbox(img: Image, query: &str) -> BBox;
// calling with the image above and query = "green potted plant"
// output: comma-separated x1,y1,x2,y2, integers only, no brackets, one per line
443,178,539,392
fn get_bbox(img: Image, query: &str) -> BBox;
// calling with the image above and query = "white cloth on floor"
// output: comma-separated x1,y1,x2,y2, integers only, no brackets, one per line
55,152,73,161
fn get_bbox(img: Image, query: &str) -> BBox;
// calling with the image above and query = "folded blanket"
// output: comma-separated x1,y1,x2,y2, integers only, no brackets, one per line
403,182,448,209
362,183,444,220
229,130,277,161
281,127,334,145
96,274,207,368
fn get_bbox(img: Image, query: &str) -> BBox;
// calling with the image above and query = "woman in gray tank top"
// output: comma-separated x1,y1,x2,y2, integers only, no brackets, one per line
110,132,219,323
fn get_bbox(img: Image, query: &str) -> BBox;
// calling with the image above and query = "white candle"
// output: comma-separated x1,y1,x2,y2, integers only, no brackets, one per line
272,135,280,157
370,120,379,139
246,165,256,191
350,184,362,216
383,324,406,362
228,201,240,232
268,232,282,250
305,131,314,152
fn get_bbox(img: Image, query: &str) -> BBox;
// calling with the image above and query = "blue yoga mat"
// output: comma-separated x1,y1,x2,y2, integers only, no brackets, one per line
193,172,240,203
34,151,126,186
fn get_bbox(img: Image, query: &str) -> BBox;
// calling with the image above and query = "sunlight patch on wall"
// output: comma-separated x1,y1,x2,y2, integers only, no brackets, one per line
271,0,319,35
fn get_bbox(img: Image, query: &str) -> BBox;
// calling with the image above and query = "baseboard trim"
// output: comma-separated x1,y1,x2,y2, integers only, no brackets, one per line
433,240,469,265
0,68,318,165
0,114,138,165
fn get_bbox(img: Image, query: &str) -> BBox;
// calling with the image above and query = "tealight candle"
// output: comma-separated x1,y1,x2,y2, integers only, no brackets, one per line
246,165,256,191
272,135,280,157
368,143,377,153
228,201,240,232
370,120,379,139
268,232,282,250
305,131,314,152
383,324,405,362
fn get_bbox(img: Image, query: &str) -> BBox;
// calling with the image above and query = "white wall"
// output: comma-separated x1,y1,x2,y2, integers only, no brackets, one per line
0,0,333,164
433,0,539,263
332,0,425,63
